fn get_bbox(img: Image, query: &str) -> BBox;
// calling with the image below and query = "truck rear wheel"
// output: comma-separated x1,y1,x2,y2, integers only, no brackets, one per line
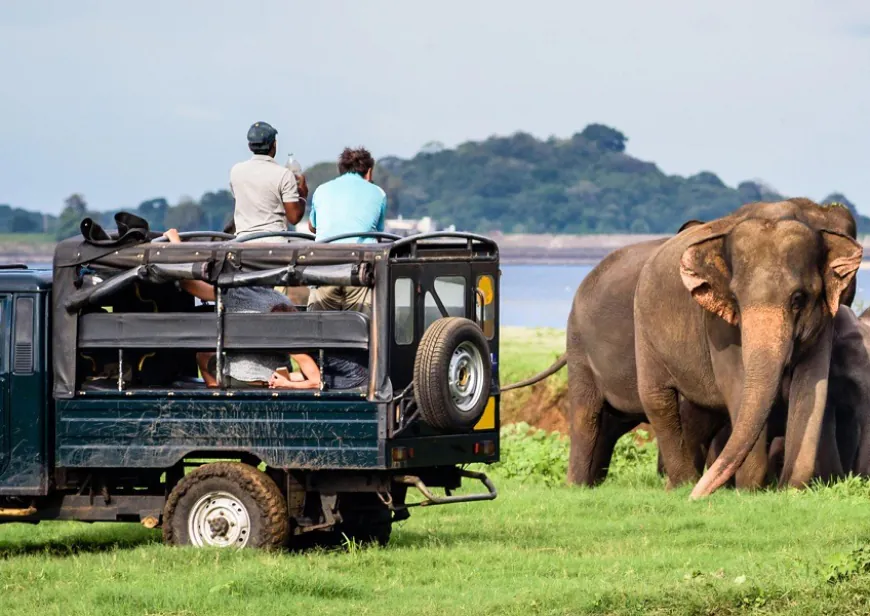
414,317,491,431
163,462,289,550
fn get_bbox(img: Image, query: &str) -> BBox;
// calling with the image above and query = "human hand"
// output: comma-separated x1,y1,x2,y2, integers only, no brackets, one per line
164,228,182,244
297,175,309,200
269,372,293,389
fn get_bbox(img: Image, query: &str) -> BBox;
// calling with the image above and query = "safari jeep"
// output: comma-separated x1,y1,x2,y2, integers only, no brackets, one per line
0,228,499,548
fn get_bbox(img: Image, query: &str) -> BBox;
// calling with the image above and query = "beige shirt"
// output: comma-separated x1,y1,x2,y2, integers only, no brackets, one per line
230,154,299,238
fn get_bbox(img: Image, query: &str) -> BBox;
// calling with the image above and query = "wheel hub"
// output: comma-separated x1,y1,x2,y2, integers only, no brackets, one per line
448,341,484,412
188,491,252,548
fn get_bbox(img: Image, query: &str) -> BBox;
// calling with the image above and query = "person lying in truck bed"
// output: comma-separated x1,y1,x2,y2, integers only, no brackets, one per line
266,304,368,391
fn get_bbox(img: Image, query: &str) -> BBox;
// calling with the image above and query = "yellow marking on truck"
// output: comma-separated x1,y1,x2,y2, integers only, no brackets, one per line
474,397,496,431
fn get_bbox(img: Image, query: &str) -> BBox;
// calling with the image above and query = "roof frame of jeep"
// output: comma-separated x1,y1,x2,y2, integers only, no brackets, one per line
50,231,498,400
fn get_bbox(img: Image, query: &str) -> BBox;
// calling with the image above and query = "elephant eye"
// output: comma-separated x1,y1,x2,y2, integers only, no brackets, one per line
791,291,808,312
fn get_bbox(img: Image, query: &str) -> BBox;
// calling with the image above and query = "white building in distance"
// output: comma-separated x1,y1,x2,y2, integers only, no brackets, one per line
294,215,454,238
384,215,455,237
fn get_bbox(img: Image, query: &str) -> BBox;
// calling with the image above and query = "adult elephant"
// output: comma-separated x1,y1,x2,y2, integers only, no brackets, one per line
633,200,862,499
505,220,724,486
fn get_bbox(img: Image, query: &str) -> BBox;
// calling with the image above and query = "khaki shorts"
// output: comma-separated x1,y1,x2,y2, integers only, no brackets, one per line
275,286,310,306
308,286,372,316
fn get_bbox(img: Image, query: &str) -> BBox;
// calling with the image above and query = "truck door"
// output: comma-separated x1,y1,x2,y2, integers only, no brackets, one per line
0,295,9,475
389,263,471,392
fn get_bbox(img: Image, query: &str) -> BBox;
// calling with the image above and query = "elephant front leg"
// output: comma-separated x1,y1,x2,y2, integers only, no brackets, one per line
640,386,699,487
780,323,834,488
814,404,844,482
681,401,727,475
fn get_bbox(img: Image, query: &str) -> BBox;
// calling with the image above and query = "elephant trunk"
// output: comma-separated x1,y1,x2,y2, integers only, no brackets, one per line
690,307,792,499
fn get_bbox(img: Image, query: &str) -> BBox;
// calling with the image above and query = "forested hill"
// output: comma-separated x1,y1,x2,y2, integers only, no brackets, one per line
308,124,868,234
3,123,868,239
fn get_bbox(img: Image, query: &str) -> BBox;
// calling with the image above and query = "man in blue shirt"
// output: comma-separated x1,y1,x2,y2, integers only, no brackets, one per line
308,147,387,314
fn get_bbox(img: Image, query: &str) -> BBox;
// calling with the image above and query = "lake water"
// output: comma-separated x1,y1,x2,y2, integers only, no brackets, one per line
500,265,870,329
24,262,870,330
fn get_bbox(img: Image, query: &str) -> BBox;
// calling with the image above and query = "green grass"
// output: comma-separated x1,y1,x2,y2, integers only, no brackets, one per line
500,326,567,389
3,480,870,615
3,327,870,614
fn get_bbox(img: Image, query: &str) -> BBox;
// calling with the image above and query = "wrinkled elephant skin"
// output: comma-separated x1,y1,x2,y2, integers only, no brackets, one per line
634,200,862,499
564,221,723,486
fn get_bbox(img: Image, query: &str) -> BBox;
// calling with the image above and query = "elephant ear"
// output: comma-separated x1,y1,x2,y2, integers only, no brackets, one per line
679,233,739,326
677,219,705,233
821,230,863,316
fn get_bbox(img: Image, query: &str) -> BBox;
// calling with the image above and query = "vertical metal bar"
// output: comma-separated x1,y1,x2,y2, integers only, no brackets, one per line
318,349,324,396
216,286,224,389
367,275,377,401
117,349,123,392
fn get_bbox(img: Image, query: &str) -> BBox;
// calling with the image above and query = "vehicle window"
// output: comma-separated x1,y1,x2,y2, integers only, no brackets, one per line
476,275,495,339
424,276,466,330
394,278,414,345
13,297,34,374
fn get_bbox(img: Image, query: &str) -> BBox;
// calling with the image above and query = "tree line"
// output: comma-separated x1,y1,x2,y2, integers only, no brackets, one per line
3,124,867,240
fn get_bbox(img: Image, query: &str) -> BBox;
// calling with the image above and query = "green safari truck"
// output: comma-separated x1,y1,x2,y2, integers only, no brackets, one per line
0,229,500,548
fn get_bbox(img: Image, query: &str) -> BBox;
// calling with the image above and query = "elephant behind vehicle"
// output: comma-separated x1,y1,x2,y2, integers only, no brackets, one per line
502,220,724,486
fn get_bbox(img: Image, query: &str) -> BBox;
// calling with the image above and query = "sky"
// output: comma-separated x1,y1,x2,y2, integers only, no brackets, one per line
1,0,870,215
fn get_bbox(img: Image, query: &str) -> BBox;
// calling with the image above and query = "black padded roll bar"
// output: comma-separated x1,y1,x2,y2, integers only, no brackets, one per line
65,262,211,312
216,262,373,288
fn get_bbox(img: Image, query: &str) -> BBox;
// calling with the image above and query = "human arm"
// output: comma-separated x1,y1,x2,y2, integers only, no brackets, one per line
376,193,386,232
280,170,305,225
163,229,216,302
269,353,321,390
307,189,317,233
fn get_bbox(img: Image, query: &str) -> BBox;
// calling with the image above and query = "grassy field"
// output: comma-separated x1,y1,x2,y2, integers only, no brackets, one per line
3,327,870,615
500,326,567,387
4,477,870,615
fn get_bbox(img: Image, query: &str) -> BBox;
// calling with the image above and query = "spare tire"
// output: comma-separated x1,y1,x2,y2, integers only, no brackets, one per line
414,317,491,431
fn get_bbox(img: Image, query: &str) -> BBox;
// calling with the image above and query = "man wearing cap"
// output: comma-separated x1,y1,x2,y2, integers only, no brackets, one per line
220,122,309,388
230,121,308,241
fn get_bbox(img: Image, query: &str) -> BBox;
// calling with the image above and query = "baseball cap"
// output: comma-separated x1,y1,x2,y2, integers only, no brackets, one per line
247,121,278,146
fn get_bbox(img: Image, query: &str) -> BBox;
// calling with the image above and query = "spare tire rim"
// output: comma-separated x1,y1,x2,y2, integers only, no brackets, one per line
449,341,484,412
188,491,252,548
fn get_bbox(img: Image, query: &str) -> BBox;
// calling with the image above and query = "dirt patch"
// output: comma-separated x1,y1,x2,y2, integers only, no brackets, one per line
501,382,569,433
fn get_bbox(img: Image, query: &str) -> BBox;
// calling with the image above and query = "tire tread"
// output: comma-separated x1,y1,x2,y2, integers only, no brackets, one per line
163,462,289,549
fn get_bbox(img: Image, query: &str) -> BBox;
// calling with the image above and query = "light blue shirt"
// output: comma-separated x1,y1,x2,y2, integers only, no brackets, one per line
310,173,387,243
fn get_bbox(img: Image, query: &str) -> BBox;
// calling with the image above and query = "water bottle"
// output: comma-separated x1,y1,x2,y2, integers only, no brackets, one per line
285,154,303,178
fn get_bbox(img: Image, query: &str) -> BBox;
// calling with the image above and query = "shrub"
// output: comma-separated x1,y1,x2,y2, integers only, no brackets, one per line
483,422,568,487
478,423,660,487
824,545,870,584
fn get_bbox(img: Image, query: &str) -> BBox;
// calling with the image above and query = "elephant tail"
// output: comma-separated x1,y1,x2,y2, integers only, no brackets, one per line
500,354,567,392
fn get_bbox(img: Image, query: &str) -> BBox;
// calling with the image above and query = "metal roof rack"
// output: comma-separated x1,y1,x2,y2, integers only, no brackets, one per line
320,232,402,243
150,231,235,243
234,231,316,243
388,232,498,261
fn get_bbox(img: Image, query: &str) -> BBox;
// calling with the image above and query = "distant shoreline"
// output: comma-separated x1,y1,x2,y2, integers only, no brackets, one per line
5,232,870,267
